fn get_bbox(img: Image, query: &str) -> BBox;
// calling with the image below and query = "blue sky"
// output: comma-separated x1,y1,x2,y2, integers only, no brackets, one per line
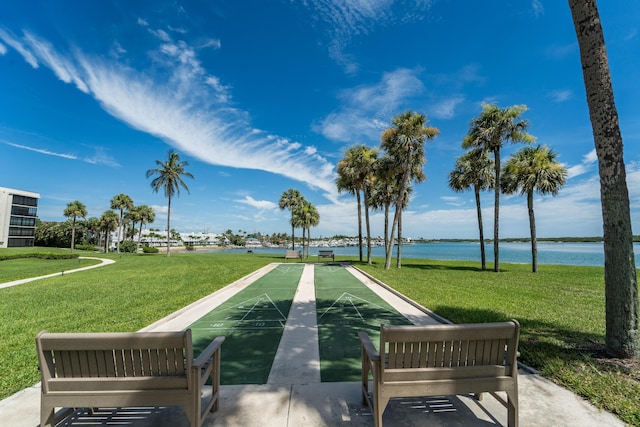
1,1,639,239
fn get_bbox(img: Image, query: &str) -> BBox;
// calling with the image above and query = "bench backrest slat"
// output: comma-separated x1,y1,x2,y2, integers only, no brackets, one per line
37,331,192,380
380,321,519,375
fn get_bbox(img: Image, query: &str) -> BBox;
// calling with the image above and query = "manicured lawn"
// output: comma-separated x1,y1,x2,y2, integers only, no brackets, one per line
357,259,640,426
0,249,638,425
0,257,101,283
0,249,276,399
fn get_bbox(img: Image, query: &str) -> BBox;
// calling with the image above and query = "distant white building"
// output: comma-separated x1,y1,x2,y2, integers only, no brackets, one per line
0,187,40,248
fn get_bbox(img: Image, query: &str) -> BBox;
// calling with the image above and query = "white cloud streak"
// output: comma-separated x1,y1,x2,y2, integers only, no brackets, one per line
316,68,425,142
0,27,338,198
304,0,433,72
2,140,77,160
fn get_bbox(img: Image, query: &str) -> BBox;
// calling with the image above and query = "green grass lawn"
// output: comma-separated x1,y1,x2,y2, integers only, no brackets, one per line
0,249,638,425
357,259,640,426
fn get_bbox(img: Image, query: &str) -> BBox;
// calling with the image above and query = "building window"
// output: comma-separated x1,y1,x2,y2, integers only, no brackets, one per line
10,206,37,216
10,216,36,227
9,227,35,237
11,195,38,207
8,238,35,247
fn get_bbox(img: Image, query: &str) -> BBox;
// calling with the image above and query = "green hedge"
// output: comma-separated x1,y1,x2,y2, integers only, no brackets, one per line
0,253,80,261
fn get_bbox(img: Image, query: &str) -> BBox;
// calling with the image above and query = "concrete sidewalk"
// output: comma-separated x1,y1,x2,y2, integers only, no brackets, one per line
0,263,623,426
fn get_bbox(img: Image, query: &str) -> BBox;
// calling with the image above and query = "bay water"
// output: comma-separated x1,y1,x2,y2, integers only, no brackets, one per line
204,241,640,268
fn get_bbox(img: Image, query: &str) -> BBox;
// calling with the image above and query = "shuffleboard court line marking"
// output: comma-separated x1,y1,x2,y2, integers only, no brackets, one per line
217,293,288,322
317,292,403,324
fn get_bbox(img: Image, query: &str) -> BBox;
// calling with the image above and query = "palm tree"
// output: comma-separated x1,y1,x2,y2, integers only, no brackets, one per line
448,149,495,270
569,0,637,358
294,200,320,258
501,145,567,273
99,210,118,253
381,111,439,269
110,194,133,254
462,104,534,272
63,200,88,252
369,155,399,252
279,189,303,250
336,145,378,264
146,150,194,256
131,205,156,252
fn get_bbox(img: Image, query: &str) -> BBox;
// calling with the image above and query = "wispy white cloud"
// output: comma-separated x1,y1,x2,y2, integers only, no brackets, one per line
431,95,465,119
531,0,544,17
236,195,278,211
0,27,338,197
548,89,572,103
315,68,425,142
0,28,38,67
2,139,120,167
2,140,77,160
0,42,6,55
303,0,433,73
567,149,597,178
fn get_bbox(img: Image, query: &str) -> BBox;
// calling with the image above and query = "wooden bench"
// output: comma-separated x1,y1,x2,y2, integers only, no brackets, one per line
37,329,225,427
317,249,335,262
284,249,302,262
358,320,520,427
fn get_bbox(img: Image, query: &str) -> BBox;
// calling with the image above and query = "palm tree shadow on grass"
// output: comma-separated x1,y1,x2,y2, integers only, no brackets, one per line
433,306,611,373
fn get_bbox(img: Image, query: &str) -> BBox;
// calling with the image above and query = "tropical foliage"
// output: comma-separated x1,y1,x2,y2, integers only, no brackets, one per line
448,149,494,270
279,188,303,250
110,193,134,254
380,111,439,269
336,145,378,263
462,103,534,272
146,150,194,256
63,200,88,252
502,145,568,272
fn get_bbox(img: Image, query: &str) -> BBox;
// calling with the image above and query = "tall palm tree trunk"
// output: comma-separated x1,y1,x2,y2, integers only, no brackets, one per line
166,196,172,257
136,220,143,253
356,190,363,262
527,191,538,273
383,203,390,251
396,209,403,268
569,0,638,358
474,185,487,270
71,218,77,252
493,148,501,272
364,188,372,264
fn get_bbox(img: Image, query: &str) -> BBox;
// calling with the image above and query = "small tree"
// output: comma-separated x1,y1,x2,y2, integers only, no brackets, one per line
279,189,303,250
502,145,567,273
110,194,134,254
63,200,88,252
449,149,494,270
146,150,194,257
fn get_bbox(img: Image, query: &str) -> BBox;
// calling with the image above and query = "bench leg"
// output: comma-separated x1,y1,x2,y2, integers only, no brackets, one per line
506,390,518,427
40,401,56,427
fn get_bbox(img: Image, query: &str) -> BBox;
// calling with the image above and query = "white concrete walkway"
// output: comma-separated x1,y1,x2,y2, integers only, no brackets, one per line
0,257,115,290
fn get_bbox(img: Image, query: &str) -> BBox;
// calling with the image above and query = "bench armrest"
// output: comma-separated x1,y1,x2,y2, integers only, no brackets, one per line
357,332,380,362
194,336,225,368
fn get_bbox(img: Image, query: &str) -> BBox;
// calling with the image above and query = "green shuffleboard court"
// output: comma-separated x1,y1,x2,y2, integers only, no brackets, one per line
188,264,303,384
314,264,412,382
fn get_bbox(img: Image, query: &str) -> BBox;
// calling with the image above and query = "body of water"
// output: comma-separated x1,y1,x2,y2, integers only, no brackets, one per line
203,241,640,268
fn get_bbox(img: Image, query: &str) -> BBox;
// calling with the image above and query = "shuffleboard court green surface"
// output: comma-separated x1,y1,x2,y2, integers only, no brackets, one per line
188,264,303,384
314,264,412,382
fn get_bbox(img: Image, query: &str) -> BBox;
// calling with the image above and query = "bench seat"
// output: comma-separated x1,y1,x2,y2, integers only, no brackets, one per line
37,329,224,427
359,320,520,427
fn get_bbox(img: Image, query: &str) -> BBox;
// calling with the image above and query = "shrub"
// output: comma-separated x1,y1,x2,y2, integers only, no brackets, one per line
0,252,80,261
75,244,96,251
142,246,159,254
